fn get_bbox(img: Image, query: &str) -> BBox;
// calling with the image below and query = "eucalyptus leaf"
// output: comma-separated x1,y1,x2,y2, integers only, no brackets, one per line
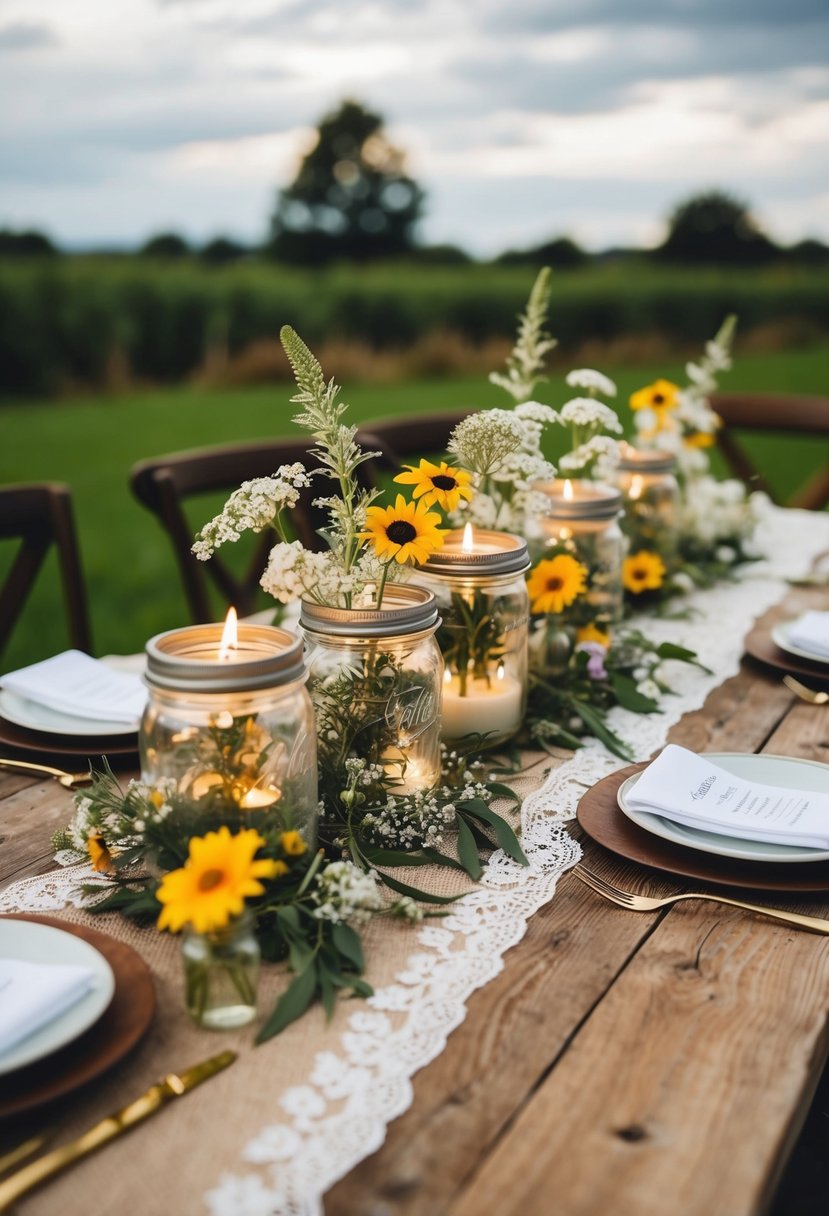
256,963,318,1043
332,922,365,971
458,803,528,866
455,813,483,880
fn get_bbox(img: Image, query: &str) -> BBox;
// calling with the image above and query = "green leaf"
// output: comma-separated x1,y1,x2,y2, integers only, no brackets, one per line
318,963,336,1021
655,641,697,662
357,843,435,868
455,813,483,880
609,672,660,714
484,781,520,805
332,922,364,972
421,847,467,872
458,804,529,867
374,871,465,904
256,963,318,1043
571,699,634,761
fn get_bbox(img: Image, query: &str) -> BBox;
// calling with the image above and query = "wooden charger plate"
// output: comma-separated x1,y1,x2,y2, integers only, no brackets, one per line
743,622,829,687
577,764,829,893
0,914,155,1118
0,715,138,766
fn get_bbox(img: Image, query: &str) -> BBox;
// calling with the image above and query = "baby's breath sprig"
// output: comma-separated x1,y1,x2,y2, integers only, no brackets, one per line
488,267,557,403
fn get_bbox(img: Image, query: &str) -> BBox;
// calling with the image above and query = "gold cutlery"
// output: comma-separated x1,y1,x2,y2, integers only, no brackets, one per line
782,675,829,705
0,1135,49,1179
574,865,829,934
0,1050,236,1211
0,758,94,789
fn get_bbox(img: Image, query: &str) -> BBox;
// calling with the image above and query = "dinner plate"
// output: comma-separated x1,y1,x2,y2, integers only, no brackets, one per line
618,753,829,865
0,688,140,738
0,920,115,1075
0,915,155,1118
771,621,829,667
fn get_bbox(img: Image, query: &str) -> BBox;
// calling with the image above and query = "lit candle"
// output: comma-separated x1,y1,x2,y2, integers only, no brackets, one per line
440,664,524,742
381,747,429,796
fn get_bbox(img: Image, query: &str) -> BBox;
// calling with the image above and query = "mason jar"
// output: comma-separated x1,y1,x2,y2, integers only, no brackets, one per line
181,910,260,1030
301,586,443,817
527,479,625,675
615,443,679,565
140,622,318,848
411,527,530,748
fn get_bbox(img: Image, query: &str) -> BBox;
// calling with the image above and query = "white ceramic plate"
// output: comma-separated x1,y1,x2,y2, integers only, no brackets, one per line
0,688,139,737
618,752,829,865
771,621,829,666
0,920,116,1074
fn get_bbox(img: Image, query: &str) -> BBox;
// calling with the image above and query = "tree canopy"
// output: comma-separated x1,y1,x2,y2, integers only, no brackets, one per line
268,99,425,264
657,190,777,264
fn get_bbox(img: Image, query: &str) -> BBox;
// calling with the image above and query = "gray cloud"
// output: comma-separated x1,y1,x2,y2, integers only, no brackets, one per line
485,0,829,34
0,20,58,51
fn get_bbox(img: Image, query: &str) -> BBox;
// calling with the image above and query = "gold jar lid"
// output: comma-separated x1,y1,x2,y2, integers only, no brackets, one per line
300,585,438,638
423,529,530,577
145,623,305,692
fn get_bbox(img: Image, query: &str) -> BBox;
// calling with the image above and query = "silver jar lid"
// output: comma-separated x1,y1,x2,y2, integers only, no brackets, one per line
145,623,305,692
423,529,530,577
300,585,438,638
533,478,622,520
617,442,676,474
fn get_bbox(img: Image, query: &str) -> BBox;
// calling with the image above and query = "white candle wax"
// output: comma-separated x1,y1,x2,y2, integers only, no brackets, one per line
441,672,523,741
381,748,430,796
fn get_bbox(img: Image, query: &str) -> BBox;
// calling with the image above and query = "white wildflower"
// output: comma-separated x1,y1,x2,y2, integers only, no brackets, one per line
192,464,312,559
311,861,384,925
637,678,661,701
565,368,617,397
514,400,560,426
559,435,620,478
560,398,623,434
448,410,525,477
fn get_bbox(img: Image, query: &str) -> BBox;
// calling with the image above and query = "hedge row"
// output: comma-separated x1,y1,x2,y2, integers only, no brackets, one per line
2,258,828,397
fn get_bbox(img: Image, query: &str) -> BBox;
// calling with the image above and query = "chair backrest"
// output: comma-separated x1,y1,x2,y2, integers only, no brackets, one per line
355,409,473,486
0,482,92,657
709,392,829,510
130,439,328,622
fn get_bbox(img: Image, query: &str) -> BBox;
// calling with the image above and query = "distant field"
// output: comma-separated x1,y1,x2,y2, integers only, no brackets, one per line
1,342,827,672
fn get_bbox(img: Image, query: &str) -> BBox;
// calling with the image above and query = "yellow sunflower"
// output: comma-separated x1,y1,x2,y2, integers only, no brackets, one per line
527,555,588,614
156,826,283,935
576,623,611,648
623,550,666,594
87,833,116,874
394,459,475,512
684,430,716,449
280,830,307,857
362,494,445,565
629,379,680,414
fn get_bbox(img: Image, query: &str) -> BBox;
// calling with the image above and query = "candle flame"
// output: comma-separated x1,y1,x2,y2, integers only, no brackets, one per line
462,522,475,553
563,479,574,501
218,606,238,661
444,668,452,685
496,663,505,682
630,474,644,500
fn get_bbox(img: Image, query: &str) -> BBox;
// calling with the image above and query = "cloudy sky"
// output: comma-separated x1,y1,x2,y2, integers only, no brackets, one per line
1,0,827,255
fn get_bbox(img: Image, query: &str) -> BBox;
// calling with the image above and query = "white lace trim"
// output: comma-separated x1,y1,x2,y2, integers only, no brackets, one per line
3,506,828,1216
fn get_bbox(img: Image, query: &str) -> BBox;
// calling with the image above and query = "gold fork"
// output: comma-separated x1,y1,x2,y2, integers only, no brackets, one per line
573,865,829,934
0,758,93,789
782,675,829,705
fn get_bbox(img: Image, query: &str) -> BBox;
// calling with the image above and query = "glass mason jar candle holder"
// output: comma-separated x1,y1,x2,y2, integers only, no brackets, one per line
301,586,443,813
140,620,318,851
411,526,530,749
181,910,260,1030
527,479,625,675
615,442,679,566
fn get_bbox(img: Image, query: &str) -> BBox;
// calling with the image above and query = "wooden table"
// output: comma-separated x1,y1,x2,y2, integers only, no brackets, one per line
2,585,828,1216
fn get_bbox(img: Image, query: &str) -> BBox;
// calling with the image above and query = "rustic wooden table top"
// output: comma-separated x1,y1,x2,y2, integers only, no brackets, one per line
1,584,828,1216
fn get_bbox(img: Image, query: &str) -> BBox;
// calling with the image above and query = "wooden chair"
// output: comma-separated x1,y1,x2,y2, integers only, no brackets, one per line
130,439,328,623
709,392,829,510
355,409,473,486
0,482,93,657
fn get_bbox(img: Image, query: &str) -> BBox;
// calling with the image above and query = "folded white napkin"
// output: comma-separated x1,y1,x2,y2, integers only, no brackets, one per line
0,957,97,1058
626,744,829,849
786,611,829,659
1,650,146,726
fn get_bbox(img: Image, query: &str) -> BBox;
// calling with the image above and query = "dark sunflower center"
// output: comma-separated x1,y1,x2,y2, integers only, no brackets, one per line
198,868,225,892
652,393,665,405
432,474,457,490
386,520,417,545
632,567,647,581
546,577,564,591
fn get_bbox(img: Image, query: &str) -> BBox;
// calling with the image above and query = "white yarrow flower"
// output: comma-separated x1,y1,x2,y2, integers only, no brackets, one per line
560,398,623,434
565,368,617,397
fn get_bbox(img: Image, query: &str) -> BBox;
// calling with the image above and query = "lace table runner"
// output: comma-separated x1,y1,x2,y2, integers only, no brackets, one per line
2,506,828,1216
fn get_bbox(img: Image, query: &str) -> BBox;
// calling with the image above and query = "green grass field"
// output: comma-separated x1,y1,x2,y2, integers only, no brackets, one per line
1,342,827,673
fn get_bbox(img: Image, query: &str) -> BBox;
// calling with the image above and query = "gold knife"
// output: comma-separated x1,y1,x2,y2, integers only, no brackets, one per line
0,1050,236,1211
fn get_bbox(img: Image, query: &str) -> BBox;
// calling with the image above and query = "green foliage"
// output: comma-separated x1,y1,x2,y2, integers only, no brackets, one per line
658,190,777,265
268,99,424,265
2,259,829,398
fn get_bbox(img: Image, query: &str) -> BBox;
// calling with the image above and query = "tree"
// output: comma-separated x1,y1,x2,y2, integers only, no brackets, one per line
268,99,425,264
656,191,777,265
0,229,57,258
200,236,248,265
496,236,587,269
140,232,190,259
